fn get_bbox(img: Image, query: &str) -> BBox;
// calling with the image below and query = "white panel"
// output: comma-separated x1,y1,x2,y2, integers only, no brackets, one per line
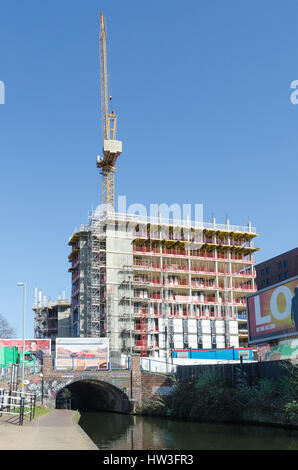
158,318,166,332
159,333,166,347
173,318,183,333
174,333,183,347
202,319,211,333
103,139,122,153
215,320,225,334
216,335,225,348
188,319,197,333
202,334,212,348
229,320,238,334
188,334,198,348
174,333,183,340
229,335,239,348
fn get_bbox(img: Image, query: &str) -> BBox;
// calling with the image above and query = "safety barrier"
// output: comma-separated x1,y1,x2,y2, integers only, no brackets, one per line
141,357,176,375
0,389,36,426
0,360,41,380
53,356,131,371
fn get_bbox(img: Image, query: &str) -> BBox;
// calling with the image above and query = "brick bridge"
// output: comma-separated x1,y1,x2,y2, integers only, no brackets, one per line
18,355,173,413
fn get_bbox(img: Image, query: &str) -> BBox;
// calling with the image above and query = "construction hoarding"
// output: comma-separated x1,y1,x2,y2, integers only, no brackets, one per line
0,338,51,360
55,337,109,370
247,275,298,344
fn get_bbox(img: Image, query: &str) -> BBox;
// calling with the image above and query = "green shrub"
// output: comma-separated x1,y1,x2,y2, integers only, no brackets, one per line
141,365,298,427
284,401,298,420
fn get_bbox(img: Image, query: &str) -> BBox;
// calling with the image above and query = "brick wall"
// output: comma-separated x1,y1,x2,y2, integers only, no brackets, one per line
1,355,173,411
141,371,173,400
256,247,298,289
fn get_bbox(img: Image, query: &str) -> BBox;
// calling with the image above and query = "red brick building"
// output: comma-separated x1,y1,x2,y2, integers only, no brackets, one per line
255,247,298,290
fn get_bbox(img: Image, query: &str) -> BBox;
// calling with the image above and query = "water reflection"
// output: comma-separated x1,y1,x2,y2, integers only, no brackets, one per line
79,412,298,450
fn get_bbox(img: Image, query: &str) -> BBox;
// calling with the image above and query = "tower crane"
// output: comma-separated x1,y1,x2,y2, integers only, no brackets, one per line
97,12,122,214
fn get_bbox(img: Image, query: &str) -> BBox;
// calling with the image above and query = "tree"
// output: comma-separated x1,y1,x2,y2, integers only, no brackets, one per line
0,314,16,338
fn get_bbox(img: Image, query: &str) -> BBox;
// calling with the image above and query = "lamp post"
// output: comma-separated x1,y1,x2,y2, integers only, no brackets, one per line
128,270,133,358
17,282,26,396
39,372,44,404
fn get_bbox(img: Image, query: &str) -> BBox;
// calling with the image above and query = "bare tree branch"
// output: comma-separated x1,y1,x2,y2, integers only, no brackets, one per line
0,314,16,338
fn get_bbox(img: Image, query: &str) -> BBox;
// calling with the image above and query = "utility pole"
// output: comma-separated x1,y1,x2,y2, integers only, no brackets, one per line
17,282,26,396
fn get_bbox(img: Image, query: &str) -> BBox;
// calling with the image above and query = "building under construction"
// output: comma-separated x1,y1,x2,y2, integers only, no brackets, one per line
33,289,71,350
68,213,257,357
68,13,258,357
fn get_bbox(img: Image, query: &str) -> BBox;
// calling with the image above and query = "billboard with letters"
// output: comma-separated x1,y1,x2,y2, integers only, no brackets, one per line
247,275,298,344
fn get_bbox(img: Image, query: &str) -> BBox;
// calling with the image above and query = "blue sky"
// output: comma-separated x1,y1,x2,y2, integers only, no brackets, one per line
0,0,298,336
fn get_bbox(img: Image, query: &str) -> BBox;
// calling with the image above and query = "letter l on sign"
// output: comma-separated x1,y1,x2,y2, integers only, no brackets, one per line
254,295,271,326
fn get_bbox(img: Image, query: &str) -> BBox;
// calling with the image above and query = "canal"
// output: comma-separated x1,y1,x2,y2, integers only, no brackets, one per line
78,411,298,450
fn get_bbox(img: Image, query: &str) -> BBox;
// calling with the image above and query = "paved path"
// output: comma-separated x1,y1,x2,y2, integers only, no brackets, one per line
0,410,98,450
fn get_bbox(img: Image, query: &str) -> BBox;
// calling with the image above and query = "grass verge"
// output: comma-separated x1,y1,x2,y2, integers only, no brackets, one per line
34,405,51,419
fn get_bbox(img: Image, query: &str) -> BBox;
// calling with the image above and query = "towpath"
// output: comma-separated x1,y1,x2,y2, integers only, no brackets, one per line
0,409,98,450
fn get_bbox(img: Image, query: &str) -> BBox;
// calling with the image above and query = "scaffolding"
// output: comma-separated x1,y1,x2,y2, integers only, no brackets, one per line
34,305,48,339
87,222,106,337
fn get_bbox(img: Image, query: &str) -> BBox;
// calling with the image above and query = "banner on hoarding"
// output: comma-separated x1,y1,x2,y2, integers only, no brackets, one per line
247,275,298,344
0,339,51,364
55,337,109,370
255,338,298,362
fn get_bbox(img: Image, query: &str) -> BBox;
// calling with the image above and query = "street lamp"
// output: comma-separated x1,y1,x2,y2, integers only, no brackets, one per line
39,373,44,404
17,282,26,396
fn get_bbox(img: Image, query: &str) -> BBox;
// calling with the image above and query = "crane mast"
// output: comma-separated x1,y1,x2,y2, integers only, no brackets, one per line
97,12,122,214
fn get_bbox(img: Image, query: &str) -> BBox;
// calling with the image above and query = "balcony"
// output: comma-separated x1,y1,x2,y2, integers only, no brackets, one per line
133,247,254,264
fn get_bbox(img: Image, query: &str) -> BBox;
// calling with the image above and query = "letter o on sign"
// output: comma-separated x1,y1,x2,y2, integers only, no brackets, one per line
270,286,292,321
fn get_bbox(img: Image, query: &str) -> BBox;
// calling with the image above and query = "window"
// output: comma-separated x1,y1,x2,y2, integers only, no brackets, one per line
285,272,289,279
266,278,270,285
284,259,288,268
266,266,271,274
279,273,283,281
278,262,282,270
261,269,265,277
262,280,265,288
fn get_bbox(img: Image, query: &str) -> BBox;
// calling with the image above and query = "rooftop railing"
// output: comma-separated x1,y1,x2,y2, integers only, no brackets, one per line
69,213,256,243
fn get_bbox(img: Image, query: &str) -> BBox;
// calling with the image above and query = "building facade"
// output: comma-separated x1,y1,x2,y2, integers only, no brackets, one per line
68,213,258,357
255,247,298,290
33,294,71,352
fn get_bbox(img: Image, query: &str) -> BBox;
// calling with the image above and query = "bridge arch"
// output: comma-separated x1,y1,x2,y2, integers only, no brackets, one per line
54,377,132,413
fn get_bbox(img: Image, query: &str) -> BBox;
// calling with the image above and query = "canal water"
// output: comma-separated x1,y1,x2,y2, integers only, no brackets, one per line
78,411,298,450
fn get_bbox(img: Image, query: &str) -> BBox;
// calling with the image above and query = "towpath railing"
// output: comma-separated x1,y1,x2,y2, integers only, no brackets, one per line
0,389,36,426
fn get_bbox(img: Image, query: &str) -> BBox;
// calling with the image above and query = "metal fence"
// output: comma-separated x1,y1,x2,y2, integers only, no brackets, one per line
141,357,177,375
53,356,131,371
0,389,36,426
0,359,41,380
176,360,293,387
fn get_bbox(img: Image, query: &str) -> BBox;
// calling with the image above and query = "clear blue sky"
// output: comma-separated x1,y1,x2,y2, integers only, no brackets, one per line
0,0,298,336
